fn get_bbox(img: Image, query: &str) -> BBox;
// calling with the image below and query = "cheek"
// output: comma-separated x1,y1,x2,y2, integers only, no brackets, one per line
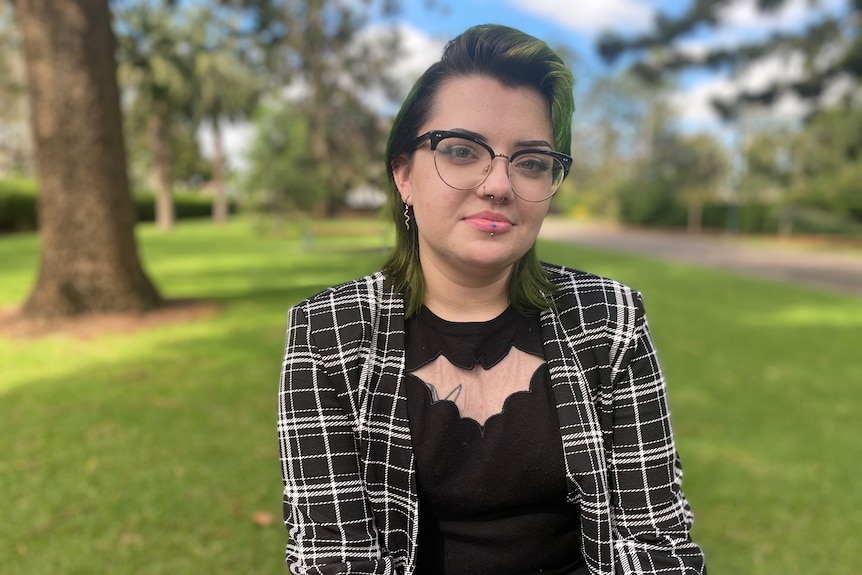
524,204,551,227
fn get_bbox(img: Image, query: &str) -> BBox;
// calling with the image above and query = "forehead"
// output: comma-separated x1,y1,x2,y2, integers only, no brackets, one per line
426,75,552,143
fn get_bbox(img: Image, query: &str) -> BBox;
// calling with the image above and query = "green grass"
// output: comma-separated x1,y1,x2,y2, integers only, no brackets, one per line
1,218,860,574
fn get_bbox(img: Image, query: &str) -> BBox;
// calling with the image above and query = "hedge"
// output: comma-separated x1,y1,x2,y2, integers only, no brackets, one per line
0,179,236,233
0,178,38,233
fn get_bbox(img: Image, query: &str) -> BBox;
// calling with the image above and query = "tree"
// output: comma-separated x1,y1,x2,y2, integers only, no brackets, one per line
243,102,323,216
567,72,673,218
185,4,262,224
15,0,162,318
616,128,729,232
222,0,403,215
115,0,194,231
598,0,861,120
672,133,730,233
0,2,31,174
788,107,862,218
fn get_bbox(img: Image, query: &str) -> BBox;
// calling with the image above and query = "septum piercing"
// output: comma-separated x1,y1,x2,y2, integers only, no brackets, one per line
484,193,506,204
482,186,506,204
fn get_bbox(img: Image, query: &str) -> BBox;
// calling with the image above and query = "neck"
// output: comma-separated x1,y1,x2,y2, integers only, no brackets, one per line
421,261,512,322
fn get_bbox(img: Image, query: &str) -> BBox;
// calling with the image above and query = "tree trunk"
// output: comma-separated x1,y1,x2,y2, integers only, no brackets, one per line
687,198,703,235
778,204,795,237
16,0,162,318
305,0,339,217
210,116,229,225
147,102,175,231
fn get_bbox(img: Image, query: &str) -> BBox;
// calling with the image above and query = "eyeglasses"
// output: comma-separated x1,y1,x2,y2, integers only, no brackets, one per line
410,130,572,202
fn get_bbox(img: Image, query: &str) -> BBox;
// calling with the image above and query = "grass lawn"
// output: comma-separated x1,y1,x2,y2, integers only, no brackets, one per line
1,218,859,574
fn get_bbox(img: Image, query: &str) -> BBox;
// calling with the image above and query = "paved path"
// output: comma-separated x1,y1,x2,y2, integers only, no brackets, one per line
540,220,862,298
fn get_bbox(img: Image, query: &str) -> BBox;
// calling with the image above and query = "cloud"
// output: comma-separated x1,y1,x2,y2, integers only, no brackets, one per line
354,23,447,113
679,0,848,54
198,120,256,172
386,23,448,87
507,0,655,36
670,51,810,128
719,0,846,30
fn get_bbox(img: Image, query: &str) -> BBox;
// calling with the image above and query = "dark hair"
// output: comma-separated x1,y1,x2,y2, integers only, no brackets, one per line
382,24,576,317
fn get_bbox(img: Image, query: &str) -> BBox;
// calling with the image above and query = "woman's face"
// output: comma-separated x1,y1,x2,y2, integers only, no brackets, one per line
393,74,555,284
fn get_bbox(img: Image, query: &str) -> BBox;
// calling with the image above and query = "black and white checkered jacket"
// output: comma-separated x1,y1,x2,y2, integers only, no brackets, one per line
278,263,707,574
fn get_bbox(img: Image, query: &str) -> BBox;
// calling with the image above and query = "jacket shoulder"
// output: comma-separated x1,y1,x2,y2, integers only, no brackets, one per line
542,262,636,300
297,271,387,309
541,262,643,331
288,271,396,353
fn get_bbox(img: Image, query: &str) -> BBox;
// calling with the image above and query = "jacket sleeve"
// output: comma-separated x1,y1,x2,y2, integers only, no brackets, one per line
607,291,707,574
278,301,397,575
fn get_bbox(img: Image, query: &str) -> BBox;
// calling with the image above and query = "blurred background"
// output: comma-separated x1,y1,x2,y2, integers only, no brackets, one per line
2,0,861,235
1,0,860,573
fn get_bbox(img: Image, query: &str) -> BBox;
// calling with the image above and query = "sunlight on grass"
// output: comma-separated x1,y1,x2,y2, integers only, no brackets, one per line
748,302,862,327
1,218,859,574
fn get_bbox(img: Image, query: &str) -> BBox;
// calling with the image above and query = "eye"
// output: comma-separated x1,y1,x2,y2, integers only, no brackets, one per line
512,153,552,177
437,138,483,163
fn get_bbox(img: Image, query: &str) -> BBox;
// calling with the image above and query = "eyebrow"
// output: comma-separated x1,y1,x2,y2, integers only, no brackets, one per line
448,128,553,149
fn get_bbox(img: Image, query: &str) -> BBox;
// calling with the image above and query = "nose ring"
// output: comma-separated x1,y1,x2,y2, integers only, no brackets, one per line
482,187,506,204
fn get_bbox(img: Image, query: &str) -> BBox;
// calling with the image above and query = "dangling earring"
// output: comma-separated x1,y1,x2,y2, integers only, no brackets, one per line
403,197,411,230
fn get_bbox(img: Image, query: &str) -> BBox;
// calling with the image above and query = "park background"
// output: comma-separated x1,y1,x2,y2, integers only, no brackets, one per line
1,0,861,573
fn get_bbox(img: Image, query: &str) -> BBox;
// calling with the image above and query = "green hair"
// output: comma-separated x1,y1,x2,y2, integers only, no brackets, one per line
382,24,575,317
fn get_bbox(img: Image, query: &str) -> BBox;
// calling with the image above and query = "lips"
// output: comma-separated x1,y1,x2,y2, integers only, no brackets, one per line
463,210,513,234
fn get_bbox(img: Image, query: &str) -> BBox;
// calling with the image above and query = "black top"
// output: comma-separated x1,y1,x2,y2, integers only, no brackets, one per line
405,306,586,575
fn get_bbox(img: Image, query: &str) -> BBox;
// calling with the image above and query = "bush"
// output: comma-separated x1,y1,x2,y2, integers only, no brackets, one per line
0,178,235,233
704,203,777,234
615,174,862,235
616,178,688,228
0,178,39,233
132,192,236,222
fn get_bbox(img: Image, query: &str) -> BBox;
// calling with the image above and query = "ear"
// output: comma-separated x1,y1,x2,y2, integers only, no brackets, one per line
391,153,413,204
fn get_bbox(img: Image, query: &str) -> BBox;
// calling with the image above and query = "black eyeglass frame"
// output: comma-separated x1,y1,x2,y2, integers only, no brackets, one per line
410,129,573,202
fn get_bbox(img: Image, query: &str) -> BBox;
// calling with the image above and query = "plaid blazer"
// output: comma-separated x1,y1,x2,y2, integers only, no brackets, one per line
278,263,707,574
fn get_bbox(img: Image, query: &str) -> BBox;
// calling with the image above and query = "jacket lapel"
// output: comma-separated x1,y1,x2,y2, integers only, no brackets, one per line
357,275,418,573
541,304,614,574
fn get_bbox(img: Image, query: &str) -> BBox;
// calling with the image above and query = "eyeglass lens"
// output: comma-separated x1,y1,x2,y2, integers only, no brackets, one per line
433,136,564,202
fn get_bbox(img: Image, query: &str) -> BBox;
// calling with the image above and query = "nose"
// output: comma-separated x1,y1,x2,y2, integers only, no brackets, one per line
476,155,513,202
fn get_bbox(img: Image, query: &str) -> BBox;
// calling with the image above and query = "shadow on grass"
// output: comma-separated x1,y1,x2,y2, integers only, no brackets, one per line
1,309,297,574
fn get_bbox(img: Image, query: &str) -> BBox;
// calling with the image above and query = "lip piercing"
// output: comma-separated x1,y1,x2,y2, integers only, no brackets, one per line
490,222,496,237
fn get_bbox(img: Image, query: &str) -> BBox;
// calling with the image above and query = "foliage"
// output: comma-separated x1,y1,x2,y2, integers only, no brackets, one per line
0,2,32,175
789,106,862,218
115,0,264,228
616,173,685,228
182,4,263,126
1,219,861,574
132,191,238,223
615,130,730,230
0,178,235,233
566,73,668,219
737,105,862,233
595,1,862,232
115,0,199,229
0,177,36,232
241,102,326,213
219,0,402,213
598,0,861,120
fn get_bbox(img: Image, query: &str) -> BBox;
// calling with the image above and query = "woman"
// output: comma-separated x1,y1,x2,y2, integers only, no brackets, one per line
278,24,707,575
